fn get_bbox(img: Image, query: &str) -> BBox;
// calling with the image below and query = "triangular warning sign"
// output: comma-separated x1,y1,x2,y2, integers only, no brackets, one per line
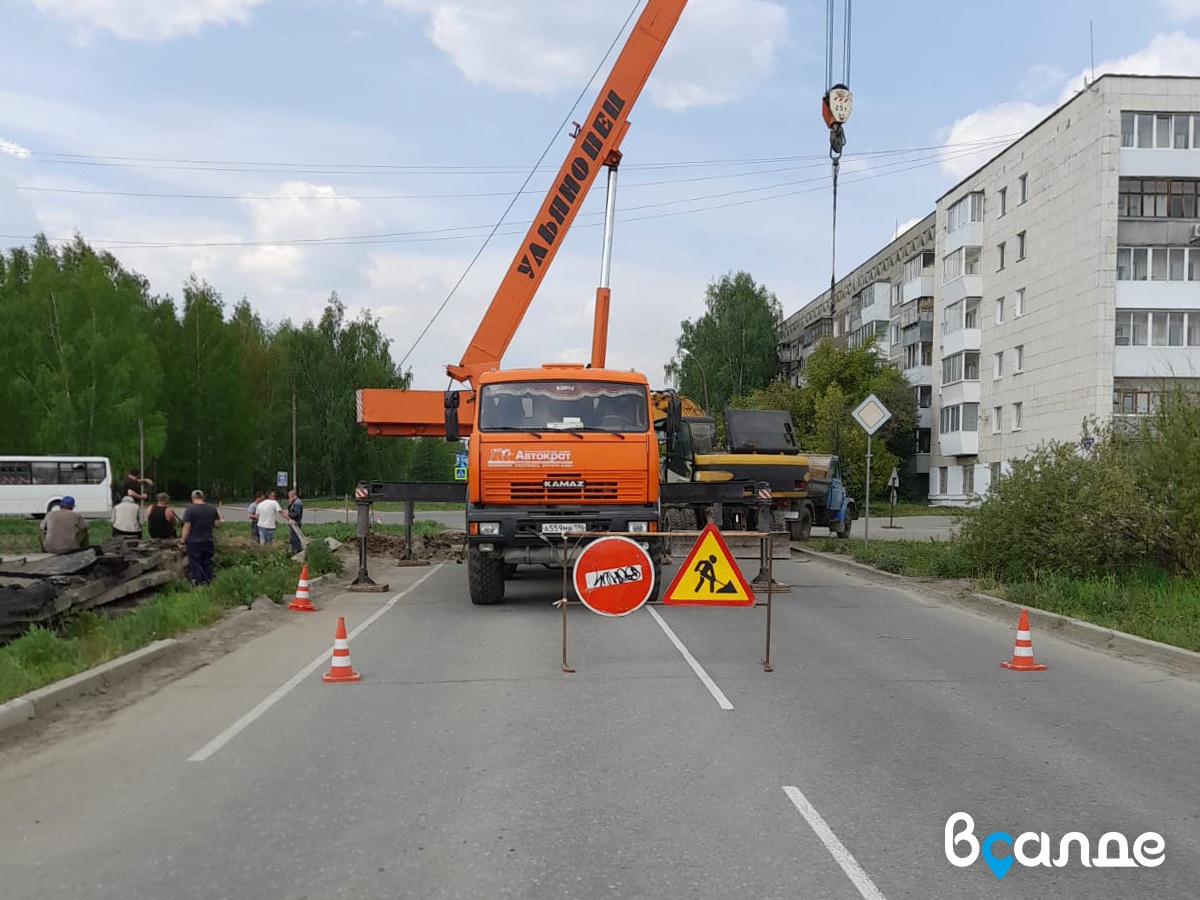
663,523,755,607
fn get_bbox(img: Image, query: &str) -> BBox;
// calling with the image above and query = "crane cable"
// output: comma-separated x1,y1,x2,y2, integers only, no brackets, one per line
823,0,853,319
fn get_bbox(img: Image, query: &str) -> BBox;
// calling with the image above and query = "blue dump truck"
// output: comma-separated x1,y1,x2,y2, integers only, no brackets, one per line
789,452,856,540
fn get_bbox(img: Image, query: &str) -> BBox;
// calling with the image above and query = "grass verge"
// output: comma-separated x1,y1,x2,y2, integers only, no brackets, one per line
805,537,1200,654
301,499,465,513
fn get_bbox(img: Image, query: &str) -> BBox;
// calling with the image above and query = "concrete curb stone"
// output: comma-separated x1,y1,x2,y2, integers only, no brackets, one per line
795,546,1200,679
0,639,180,736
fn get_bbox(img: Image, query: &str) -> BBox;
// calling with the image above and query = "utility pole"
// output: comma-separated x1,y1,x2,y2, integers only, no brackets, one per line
138,417,145,514
291,382,298,494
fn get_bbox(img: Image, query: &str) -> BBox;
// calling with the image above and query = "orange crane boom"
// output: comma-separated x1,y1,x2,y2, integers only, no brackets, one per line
358,0,690,437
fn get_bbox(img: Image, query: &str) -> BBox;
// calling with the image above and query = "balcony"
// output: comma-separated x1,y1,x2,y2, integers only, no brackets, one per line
943,275,984,306
1120,149,1200,179
913,452,931,475
938,431,979,457
941,380,981,407
941,327,981,356
917,408,932,430
903,321,935,345
904,364,933,385
945,221,984,254
903,275,935,304
1113,346,1200,378
1116,281,1200,309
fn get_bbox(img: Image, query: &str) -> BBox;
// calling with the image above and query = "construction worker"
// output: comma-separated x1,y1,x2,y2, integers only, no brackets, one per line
180,490,223,585
40,496,90,554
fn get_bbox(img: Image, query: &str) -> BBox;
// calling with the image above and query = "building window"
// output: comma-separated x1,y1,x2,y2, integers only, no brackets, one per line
965,246,981,275
963,465,975,496
1116,310,1131,346
1017,231,1026,260
998,187,1007,217
990,461,1002,484
1018,174,1028,203
963,403,979,432
998,242,1006,270
964,297,979,328
903,251,935,283
1118,179,1199,219
1012,402,1023,430
943,249,963,283
940,406,961,434
1123,112,1200,149
917,385,932,408
938,467,948,494
943,300,962,334
1015,288,1026,317
992,406,1002,434
994,351,1004,378
964,352,980,380
942,354,963,385
995,297,1005,325
1132,310,1149,345
1169,248,1186,281
1014,345,1024,372
917,429,932,453
892,323,901,344
1169,311,1185,346
1115,390,1152,415
947,192,985,233
1122,112,1135,147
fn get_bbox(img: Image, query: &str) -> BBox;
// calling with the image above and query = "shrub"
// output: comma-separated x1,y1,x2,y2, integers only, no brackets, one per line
304,538,344,577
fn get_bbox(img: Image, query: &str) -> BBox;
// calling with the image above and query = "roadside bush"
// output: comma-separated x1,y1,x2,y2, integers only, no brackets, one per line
1130,386,1200,575
304,539,343,577
958,439,1165,581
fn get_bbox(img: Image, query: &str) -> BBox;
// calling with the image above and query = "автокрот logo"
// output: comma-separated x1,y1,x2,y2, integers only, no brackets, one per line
945,813,1165,879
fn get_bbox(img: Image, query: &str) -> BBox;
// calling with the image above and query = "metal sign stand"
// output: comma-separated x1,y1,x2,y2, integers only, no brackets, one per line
851,395,892,550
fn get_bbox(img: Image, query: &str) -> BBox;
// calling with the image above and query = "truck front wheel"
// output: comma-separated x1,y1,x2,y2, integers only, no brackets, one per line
468,547,505,605
837,514,852,539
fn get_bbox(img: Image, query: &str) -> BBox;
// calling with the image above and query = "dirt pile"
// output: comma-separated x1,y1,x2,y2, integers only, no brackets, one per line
363,530,465,562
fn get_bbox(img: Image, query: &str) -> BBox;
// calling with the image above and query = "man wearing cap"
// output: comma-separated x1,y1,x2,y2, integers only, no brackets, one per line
180,489,223,585
40,496,90,554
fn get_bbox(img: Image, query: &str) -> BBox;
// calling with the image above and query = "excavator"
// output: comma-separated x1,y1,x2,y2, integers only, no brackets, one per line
355,0,743,605
651,391,854,540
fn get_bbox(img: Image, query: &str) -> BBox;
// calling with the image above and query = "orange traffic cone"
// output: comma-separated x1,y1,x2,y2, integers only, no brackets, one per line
322,616,361,683
287,564,315,612
1001,609,1047,671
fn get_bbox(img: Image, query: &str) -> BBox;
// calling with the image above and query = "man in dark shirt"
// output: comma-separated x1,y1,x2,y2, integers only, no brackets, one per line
181,489,223,585
120,468,153,502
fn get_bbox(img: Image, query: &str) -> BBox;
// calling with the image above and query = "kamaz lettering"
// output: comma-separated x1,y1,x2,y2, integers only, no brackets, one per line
516,90,627,280
544,479,585,489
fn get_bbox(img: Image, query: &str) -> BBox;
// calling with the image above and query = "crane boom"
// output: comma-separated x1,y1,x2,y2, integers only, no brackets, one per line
447,0,689,388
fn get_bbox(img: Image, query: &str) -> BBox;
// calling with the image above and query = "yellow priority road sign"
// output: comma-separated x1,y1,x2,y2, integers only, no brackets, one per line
663,523,755,607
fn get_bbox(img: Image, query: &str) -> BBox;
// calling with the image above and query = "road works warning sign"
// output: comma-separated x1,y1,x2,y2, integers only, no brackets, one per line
572,536,655,617
663,523,755,606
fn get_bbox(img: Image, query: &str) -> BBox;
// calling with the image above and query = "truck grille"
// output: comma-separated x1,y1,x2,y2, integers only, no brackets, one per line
482,471,642,503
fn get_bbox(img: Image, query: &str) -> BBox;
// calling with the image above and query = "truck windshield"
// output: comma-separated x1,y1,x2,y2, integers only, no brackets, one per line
478,381,650,433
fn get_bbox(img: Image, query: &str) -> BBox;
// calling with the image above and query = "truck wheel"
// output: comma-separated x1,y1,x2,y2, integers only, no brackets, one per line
468,547,505,605
789,510,812,542
646,561,663,605
837,515,852,539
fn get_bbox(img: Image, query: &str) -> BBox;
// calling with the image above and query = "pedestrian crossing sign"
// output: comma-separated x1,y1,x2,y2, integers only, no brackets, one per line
663,523,755,606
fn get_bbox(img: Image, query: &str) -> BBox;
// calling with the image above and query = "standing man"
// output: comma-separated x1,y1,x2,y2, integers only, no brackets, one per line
40,496,90,554
247,491,263,543
120,468,153,501
286,489,305,554
147,492,179,539
180,489,223,585
254,490,287,545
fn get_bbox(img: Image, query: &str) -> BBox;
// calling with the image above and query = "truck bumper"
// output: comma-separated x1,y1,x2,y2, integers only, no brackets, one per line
467,504,664,566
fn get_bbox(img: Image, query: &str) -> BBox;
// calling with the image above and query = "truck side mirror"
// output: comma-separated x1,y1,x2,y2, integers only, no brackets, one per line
444,391,460,442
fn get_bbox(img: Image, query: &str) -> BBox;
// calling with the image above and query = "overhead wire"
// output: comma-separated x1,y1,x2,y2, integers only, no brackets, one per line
3,137,1009,251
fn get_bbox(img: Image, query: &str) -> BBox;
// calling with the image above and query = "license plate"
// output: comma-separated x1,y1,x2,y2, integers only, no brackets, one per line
541,522,587,534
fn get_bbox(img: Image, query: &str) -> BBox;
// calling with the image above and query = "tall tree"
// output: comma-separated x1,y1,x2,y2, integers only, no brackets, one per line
664,271,782,417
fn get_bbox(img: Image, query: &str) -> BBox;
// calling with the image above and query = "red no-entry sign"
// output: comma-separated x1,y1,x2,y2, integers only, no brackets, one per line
572,536,655,617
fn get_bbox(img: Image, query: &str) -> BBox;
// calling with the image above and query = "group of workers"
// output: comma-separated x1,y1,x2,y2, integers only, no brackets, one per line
36,469,302,587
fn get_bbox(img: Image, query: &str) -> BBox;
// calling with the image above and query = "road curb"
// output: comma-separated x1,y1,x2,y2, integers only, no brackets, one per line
0,639,180,736
795,547,1200,679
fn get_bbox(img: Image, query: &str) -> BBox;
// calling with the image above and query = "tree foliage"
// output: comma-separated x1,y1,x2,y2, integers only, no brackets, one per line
0,234,457,499
734,339,919,503
663,271,782,418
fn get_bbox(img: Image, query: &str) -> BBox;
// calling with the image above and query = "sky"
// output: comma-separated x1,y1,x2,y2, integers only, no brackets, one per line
2,0,1200,391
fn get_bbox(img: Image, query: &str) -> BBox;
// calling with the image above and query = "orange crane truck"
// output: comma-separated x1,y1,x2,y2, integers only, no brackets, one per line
355,0,741,605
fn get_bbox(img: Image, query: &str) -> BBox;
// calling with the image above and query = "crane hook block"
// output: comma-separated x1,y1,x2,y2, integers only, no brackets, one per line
822,84,853,127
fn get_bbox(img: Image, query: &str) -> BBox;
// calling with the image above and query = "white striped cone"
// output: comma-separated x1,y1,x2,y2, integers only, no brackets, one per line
1001,609,1047,671
287,564,315,612
323,616,361,682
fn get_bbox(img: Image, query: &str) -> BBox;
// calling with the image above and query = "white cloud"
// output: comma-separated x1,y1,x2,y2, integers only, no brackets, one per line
385,0,787,110
1018,63,1067,100
1162,0,1200,18
0,137,32,159
26,0,267,42
937,32,1200,179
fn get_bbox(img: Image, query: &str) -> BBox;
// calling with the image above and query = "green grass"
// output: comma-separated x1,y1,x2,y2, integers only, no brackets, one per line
805,537,1200,654
303,520,445,544
0,519,115,555
866,501,972,519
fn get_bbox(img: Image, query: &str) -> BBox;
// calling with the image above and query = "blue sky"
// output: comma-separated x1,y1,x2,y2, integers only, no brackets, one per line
2,0,1200,391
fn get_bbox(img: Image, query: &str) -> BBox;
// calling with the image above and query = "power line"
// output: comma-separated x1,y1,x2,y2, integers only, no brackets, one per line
4,138,1002,251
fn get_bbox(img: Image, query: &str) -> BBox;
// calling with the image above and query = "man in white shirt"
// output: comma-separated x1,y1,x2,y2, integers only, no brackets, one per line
111,494,142,538
254,490,289,545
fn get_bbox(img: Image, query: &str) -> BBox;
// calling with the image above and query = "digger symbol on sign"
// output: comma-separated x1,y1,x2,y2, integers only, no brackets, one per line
693,555,739,595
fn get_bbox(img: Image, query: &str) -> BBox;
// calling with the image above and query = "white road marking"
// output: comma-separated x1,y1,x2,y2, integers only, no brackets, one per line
646,606,734,710
782,786,889,900
188,565,444,762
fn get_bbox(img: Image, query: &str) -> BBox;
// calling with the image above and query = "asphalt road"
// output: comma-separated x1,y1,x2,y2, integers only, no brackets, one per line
1,554,1196,899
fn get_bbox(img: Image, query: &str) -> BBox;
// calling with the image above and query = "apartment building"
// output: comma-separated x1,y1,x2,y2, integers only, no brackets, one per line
778,214,937,492
780,75,1200,505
